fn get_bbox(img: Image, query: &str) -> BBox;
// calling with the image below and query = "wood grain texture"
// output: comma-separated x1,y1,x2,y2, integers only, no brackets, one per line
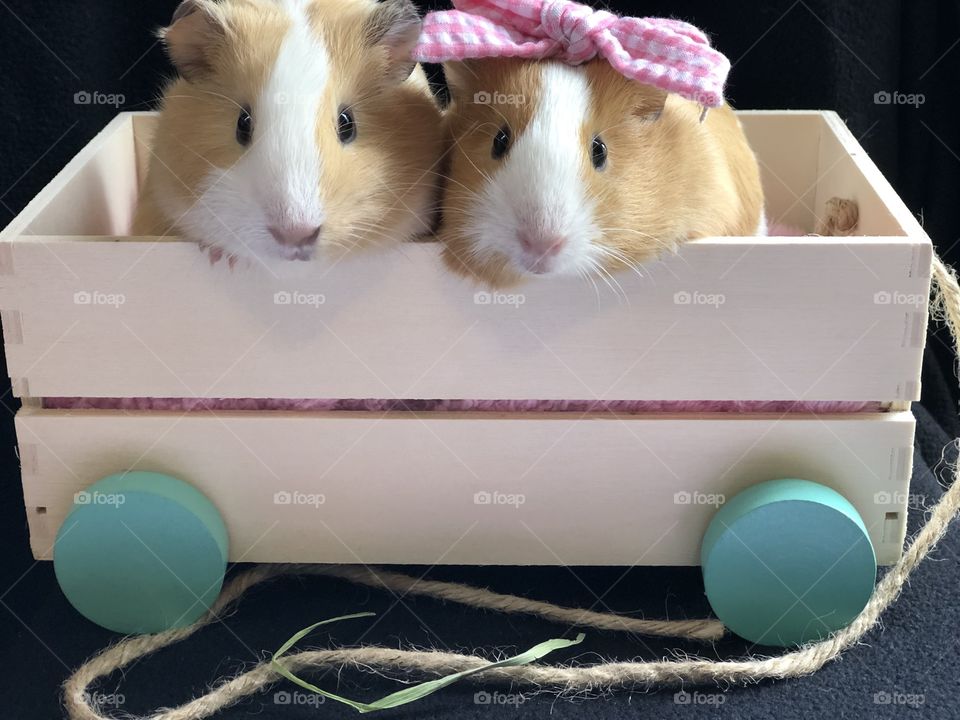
18,408,914,565
0,236,930,402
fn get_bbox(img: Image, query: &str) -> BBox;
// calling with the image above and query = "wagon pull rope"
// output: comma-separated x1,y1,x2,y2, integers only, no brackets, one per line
63,255,960,720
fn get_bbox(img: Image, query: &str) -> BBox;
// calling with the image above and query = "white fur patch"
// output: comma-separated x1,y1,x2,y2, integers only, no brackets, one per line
181,0,328,263
465,63,600,277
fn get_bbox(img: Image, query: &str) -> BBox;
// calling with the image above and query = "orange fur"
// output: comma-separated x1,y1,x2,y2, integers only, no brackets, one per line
438,58,763,288
134,0,444,259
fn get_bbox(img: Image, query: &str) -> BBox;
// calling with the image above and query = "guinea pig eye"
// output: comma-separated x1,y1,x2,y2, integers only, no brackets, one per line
337,108,357,144
236,106,253,147
491,125,511,160
590,135,607,170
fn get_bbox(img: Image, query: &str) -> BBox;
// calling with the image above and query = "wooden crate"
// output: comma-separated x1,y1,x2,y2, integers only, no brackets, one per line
0,111,931,566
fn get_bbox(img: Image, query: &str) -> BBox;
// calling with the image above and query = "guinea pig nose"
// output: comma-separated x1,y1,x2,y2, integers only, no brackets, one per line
269,224,322,248
518,231,566,257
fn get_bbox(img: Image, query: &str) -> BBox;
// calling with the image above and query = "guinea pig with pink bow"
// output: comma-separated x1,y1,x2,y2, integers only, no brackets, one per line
416,0,765,288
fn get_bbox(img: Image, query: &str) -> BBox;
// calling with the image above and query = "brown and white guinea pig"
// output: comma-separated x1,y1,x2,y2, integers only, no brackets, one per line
133,0,443,264
437,58,764,288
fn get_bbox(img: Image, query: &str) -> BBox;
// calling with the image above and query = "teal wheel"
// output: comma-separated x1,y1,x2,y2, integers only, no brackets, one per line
701,478,876,647
54,471,228,634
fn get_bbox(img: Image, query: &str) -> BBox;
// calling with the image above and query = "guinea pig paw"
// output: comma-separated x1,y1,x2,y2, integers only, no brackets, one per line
205,247,224,266
227,254,238,271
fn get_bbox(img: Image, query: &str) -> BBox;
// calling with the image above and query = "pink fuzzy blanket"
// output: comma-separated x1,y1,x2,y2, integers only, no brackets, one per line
42,398,881,413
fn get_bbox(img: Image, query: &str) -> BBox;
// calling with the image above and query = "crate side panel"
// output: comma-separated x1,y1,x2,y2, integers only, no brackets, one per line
1,238,930,402
816,113,928,240
737,111,822,232
131,113,158,193
22,117,138,238
19,410,913,566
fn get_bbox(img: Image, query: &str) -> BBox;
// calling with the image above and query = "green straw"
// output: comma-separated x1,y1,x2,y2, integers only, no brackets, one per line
271,613,585,713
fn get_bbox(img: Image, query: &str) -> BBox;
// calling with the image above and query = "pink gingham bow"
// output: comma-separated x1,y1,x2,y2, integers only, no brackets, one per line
413,0,731,107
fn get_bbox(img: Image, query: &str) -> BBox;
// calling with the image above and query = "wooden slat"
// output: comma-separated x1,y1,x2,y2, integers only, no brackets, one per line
18,408,914,565
0,236,931,401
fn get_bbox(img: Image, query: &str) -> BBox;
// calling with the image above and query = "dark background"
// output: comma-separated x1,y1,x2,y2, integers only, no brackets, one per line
2,1,960,718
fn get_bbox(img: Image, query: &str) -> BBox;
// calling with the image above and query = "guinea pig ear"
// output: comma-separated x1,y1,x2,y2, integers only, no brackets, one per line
633,86,669,122
441,61,476,105
364,0,422,83
160,0,226,82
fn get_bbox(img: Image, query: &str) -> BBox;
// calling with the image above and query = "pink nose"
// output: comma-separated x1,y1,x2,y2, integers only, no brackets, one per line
518,230,565,258
269,224,322,248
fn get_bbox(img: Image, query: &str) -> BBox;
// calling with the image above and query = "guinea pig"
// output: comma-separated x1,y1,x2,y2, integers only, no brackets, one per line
437,58,764,287
133,0,444,264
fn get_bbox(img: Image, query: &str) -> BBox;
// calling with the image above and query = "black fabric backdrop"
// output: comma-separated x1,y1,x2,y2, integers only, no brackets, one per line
2,1,960,718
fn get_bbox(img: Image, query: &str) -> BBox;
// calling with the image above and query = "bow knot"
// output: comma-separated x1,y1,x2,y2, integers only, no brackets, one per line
413,0,730,107
540,1,616,53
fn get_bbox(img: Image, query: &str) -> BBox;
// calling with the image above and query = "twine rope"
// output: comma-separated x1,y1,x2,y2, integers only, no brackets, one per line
63,255,960,720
